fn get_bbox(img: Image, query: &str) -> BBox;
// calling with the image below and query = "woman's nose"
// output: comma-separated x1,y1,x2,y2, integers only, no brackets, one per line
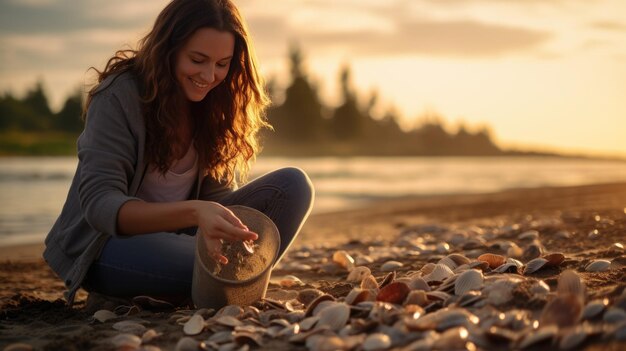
200,65,216,83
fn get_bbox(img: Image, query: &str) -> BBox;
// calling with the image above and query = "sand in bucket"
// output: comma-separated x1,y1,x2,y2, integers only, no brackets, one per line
192,206,280,309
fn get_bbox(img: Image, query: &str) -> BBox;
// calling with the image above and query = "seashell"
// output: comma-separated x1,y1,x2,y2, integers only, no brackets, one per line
378,272,396,289
141,329,162,343
363,333,392,351
297,289,325,307
507,243,524,258
493,263,519,274
234,331,264,346
456,290,484,307
361,274,380,290
215,315,243,328
183,314,205,335
484,326,518,344
522,258,548,275
175,337,199,351
518,230,539,240
407,276,430,291
380,260,403,272
278,275,304,288
216,304,244,318
612,256,626,269
333,250,355,270
112,320,147,334
432,327,471,350
207,330,235,343
93,309,117,323
557,270,585,298
529,279,550,296
477,253,506,269
305,294,336,317
355,255,374,266
299,316,320,331
582,299,609,320
405,307,478,332
132,295,175,311
316,303,351,331
424,264,454,282
345,288,376,305
588,229,600,239
436,242,450,254
558,323,597,350
195,308,216,319
404,290,429,306
454,269,483,296
603,307,626,323
306,335,345,351
585,260,611,272
347,266,372,283
543,252,565,266
539,293,583,327
138,345,161,351
517,325,558,349
522,241,544,262
483,279,517,306
426,291,451,302
439,254,472,270
110,333,142,349
555,230,571,239
377,282,411,304
420,263,436,275
612,242,624,251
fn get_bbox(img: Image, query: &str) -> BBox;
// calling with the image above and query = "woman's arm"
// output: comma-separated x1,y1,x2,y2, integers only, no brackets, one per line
117,199,258,263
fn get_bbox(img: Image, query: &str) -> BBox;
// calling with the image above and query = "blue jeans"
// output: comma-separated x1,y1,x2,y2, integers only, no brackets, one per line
82,167,314,298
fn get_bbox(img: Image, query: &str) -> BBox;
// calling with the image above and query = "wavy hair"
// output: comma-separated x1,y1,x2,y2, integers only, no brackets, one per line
86,0,270,185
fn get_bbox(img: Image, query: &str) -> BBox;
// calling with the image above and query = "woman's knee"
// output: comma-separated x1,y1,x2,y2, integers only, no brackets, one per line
277,167,315,204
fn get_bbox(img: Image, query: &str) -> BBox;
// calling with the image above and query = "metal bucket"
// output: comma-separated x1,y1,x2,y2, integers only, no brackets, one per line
191,206,280,309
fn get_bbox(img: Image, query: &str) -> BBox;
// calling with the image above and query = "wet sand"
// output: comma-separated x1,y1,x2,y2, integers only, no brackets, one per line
1,182,625,350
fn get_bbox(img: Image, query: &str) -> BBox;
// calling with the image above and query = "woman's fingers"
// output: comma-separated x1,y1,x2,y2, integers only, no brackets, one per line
204,236,228,264
222,208,249,230
216,216,258,241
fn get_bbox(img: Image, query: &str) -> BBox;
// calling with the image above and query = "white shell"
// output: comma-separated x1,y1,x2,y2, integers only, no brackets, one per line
316,303,351,331
454,269,483,296
408,276,430,291
347,266,371,283
585,260,611,272
380,260,403,272
363,333,392,351
557,270,585,297
110,333,142,349
93,309,117,323
183,314,205,335
333,250,355,270
424,264,454,282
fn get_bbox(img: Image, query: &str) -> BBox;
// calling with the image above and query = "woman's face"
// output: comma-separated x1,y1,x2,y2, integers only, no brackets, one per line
175,27,235,102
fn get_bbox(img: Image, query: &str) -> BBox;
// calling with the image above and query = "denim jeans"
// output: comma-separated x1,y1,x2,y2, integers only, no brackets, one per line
82,167,314,297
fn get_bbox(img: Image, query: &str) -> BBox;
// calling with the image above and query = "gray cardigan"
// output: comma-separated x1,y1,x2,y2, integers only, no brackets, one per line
43,72,232,305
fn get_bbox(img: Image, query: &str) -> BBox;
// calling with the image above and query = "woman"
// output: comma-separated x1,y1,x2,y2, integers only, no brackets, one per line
43,0,314,306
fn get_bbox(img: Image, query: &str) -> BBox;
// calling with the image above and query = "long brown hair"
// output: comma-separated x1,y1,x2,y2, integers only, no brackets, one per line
86,0,270,185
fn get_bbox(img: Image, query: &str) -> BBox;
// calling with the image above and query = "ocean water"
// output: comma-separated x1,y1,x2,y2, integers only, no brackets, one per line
1,156,625,246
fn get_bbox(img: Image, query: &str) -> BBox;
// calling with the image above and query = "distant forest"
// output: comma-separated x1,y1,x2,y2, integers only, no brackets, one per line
0,46,555,157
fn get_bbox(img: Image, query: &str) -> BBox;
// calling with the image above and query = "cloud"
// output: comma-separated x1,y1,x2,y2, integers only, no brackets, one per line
297,18,551,58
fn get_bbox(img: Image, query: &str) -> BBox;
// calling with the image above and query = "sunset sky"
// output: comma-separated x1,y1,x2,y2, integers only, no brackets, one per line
1,0,625,157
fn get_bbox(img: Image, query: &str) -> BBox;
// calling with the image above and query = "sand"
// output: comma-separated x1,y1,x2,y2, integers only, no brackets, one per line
1,182,626,350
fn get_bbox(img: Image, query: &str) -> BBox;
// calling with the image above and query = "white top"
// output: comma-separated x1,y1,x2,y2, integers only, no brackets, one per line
136,145,198,202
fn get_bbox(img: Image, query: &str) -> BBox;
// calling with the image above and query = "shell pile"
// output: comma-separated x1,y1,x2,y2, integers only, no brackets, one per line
94,215,625,350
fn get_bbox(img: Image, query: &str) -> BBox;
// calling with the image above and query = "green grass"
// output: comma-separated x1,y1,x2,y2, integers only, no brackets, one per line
0,131,78,156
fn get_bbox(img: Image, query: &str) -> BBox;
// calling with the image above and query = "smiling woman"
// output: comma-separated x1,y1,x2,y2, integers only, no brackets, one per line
42,0,314,307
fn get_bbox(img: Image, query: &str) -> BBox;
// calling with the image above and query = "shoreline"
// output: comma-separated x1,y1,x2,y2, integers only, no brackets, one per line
3,181,625,261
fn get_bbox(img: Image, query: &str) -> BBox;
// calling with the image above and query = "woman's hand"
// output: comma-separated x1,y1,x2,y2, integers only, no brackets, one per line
194,201,258,264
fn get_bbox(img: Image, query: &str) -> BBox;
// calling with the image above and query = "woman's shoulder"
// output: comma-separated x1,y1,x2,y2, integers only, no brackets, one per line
95,71,141,99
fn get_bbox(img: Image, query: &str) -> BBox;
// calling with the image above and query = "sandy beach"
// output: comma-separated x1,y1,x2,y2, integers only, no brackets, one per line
1,182,625,350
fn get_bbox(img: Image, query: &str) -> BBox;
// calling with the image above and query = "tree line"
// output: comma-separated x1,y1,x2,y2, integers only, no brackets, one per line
0,46,506,156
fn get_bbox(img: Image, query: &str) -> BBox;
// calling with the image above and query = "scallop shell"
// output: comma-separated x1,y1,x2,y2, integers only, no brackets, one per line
347,266,372,283
585,260,611,272
378,271,396,288
420,263,436,275
543,252,565,266
380,260,403,272
93,309,117,323
215,315,243,328
345,288,376,305
299,316,320,331
424,264,454,282
493,263,519,274
361,274,380,290
557,270,585,298
477,253,506,269
539,293,583,327
110,334,142,349
363,333,392,351
216,304,244,318
438,254,471,270
407,276,430,291
297,289,325,307
305,294,336,317
376,281,411,304
522,241,544,261
183,314,205,335
278,275,304,287
405,307,478,332
404,290,429,306
333,250,355,270
454,269,484,296
316,303,351,331
522,257,548,275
